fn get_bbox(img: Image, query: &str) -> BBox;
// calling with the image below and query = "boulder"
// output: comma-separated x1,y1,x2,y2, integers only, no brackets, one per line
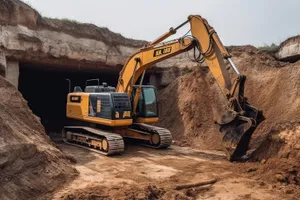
276,36,300,62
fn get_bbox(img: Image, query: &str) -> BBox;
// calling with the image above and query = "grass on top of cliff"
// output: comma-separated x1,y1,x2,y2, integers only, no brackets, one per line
43,17,83,25
60,18,81,24
257,43,279,53
19,0,38,12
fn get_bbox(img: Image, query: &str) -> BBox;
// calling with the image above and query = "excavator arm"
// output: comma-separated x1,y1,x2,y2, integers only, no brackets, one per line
117,15,264,161
117,15,232,95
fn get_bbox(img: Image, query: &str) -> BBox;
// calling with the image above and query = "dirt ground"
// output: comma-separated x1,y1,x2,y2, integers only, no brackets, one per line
49,134,299,200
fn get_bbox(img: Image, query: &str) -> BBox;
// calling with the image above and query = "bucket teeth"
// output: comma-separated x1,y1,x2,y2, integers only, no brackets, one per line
215,106,264,161
216,115,253,161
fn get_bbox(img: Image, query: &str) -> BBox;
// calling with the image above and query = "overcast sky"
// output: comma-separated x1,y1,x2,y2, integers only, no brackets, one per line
25,0,300,46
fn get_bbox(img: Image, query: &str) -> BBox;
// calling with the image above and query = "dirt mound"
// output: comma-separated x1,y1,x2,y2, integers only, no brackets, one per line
246,122,300,186
158,46,300,185
252,123,300,161
229,46,300,160
158,67,226,150
0,76,77,200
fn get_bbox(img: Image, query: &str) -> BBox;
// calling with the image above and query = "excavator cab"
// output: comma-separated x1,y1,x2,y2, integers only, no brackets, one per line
132,85,159,123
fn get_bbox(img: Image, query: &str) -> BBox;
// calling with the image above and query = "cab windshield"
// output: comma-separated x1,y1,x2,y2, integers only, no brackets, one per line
136,87,158,118
143,87,157,117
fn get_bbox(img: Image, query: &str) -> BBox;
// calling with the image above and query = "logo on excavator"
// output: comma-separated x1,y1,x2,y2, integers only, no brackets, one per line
123,111,131,118
115,111,131,119
153,47,172,57
70,95,81,103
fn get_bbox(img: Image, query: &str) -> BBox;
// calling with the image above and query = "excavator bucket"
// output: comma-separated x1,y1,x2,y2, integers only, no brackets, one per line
215,105,264,161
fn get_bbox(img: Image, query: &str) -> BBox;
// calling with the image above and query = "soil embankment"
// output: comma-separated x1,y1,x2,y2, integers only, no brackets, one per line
158,45,300,188
0,76,77,200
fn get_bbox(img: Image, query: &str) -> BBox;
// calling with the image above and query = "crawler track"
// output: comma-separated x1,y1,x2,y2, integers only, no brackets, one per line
62,126,124,155
129,123,173,148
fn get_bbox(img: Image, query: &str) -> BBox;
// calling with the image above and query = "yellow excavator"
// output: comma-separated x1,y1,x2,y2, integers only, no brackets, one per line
63,15,264,161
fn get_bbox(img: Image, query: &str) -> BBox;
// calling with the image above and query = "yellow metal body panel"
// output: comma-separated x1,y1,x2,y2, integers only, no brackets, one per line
67,92,89,117
66,92,132,127
135,117,158,124
189,16,232,92
116,37,194,95
114,129,151,141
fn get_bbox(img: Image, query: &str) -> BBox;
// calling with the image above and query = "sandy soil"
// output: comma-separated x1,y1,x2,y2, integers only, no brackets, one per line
50,136,297,200
157,46,300,194
0,76,77,200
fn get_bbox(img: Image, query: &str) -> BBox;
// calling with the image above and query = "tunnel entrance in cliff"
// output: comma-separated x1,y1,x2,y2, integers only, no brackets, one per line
18,62,122,133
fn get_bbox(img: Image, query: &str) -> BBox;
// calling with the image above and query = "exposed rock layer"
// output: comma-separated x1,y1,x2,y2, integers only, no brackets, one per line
0,0,147,72
276,35,300,62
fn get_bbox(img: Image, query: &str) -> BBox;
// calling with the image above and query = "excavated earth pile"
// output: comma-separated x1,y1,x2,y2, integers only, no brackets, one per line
158,67,226,150
0,76,77,200
158,45,300,186
229,46,300,185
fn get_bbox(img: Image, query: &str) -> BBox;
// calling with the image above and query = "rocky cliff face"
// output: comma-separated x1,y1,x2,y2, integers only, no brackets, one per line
0,0,40,28
1,24,140,70
0,0,147,72
276,36,300,62
0,0,197,89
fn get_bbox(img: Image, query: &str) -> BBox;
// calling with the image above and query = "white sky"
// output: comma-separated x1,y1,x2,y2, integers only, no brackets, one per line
25,0,300,46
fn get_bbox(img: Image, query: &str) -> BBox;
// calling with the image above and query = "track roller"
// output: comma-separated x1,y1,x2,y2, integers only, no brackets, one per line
127,123,173,148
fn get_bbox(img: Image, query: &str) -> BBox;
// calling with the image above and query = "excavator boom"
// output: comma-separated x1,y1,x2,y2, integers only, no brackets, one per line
117,15,264,161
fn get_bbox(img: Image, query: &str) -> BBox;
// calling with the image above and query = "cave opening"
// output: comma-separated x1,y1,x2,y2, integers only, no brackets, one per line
18,62,121,133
